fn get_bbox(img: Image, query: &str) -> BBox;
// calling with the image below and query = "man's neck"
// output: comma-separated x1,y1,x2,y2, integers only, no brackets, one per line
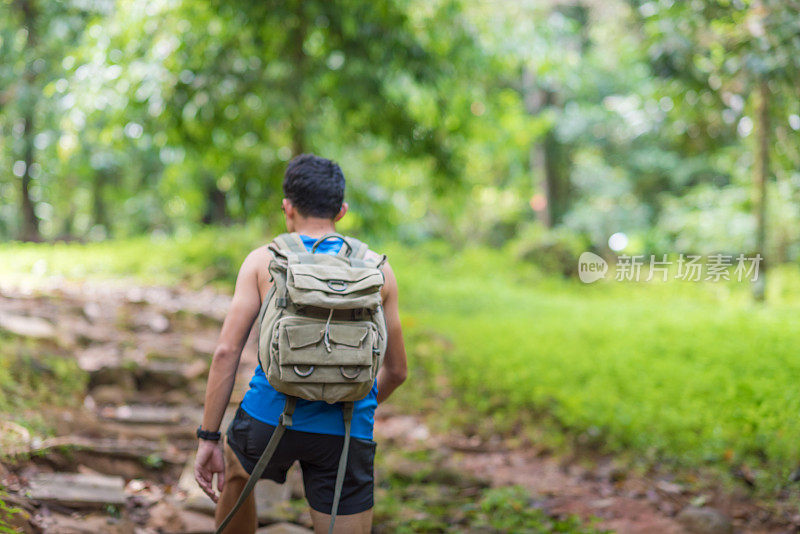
291,219,336,239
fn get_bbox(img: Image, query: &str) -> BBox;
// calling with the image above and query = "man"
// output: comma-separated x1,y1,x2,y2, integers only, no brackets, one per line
194,154,408,534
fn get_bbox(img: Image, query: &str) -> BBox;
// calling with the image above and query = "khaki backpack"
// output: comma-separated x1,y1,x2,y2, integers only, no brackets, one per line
217,232,388,534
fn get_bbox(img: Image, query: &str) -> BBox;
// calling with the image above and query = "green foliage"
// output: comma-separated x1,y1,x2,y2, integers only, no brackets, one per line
0,334,87,415
374,448,603,533
509,222,590,277
474,486,608,533
0,492,25,534
388,241,800,491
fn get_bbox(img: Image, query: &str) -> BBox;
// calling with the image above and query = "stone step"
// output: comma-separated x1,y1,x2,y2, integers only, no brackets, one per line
0,312,56,340
6,436,186,465
26,472,126,508
98,404,189,425
257,523,314,534
85,358,203,392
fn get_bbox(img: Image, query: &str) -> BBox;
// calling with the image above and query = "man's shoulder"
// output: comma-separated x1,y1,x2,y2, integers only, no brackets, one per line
246,244,272,262
240,244,272,274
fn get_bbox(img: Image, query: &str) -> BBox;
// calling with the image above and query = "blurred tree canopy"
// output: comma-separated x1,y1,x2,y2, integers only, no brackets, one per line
2,0,800,268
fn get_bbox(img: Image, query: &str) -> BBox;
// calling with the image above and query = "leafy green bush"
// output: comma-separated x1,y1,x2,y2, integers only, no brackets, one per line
508,222,590,277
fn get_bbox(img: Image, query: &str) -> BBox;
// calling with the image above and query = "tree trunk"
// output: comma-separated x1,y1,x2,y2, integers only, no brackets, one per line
523,67,564,227
752,79,769,302
21,114,40,241
19,0,41,241
289,4,307,156
201,181,228,225
92,170,109,229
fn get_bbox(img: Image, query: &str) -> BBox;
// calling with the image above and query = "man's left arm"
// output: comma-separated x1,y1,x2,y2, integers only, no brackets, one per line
376,262,407,403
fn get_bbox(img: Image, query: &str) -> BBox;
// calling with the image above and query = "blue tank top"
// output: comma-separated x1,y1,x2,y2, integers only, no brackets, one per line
240,234,378,440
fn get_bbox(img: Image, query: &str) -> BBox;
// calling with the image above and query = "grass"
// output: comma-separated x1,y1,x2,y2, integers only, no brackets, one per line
3,227,800,494
372,447,608,533
0,334,88,442
0,335,87,414
388,243,800,493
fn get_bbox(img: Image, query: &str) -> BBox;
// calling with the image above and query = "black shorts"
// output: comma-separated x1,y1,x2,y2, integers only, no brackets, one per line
225,405,376,515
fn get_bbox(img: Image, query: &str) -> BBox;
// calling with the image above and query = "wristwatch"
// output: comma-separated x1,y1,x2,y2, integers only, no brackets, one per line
196,426,221,441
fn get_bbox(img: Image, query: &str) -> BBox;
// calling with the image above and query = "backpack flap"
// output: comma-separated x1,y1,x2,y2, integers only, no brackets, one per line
276,323,376,384
287,262,383,310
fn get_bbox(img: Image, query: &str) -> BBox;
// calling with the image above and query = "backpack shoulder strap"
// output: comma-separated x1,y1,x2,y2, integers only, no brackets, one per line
273,233,307,254
341,236,369,261
327,402,354,534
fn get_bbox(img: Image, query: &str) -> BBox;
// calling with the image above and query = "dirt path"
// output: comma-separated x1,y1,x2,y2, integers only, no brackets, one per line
0,280,796,533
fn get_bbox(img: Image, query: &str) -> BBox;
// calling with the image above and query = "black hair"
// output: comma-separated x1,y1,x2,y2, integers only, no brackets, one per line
282,154,345,219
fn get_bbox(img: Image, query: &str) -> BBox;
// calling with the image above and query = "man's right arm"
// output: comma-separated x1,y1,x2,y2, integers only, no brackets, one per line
194,247,266,502
376,262,407,403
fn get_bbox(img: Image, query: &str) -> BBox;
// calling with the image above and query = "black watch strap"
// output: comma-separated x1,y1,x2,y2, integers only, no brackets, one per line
196,426,221,441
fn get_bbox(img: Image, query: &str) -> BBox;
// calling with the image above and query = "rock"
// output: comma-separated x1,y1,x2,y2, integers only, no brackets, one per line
191,337,218,356
88,359,191,392
62,316,117,344
656,480,685,495
88,365,138,390
374,415,432,443
77,343,122,373
183,358,209,380
253,479,293,522
27,472,126,508
34,512,135,534
257,523,314,534
178,508,216,533
140,360,190,390
82,302,102,323
0,312,55,339
147,313,170,334
0,421,32,453
676,506,733,534
147,500,185,533
286,464,305,499
88,384,136,405
99,404,185,425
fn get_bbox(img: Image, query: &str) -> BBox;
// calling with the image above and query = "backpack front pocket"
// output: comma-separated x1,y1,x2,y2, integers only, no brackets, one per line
286,263,383,310
273,321,376,384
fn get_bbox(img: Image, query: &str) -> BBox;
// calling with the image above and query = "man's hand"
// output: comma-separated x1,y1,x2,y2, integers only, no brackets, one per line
194,439,225,503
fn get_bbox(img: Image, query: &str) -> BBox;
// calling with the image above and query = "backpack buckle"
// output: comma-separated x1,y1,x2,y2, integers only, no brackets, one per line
327,280,349,292
276,297,287,308
293,364,314,377
340,366,361,379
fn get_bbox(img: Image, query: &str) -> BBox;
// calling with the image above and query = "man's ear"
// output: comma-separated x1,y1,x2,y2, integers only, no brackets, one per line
282,199,295,230
333,202,348,222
